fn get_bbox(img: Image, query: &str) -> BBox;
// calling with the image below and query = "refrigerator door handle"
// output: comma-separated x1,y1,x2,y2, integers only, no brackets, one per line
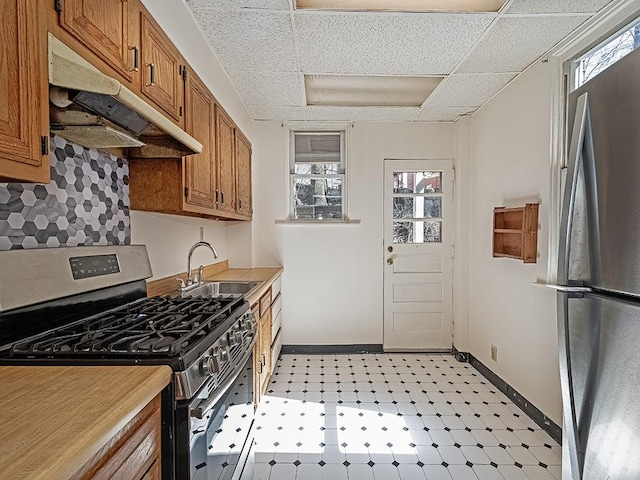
557,291,583,479
558,93,590,285
545,285,591,293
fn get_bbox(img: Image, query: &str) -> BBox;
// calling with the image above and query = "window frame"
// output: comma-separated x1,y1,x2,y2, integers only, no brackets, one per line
288,127,349,222
570,16,640,91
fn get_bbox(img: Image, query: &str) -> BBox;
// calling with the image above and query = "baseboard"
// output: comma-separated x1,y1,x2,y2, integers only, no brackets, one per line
281,344,384,355
454,349,562,445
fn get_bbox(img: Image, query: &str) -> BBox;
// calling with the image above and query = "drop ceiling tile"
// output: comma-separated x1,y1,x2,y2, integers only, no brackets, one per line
188,7,297,72
415,106,475,122
426,73,516,107
457,15,590,73
186,0,289,9
229,71,304,106
295,13,495,75
304,106,419,121
249,106,307,121
505,0,614,14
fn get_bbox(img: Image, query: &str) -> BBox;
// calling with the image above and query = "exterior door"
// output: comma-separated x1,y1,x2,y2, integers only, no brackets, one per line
383,159,454,351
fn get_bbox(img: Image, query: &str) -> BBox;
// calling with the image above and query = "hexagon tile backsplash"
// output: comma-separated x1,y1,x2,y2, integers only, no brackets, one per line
0,134,131,250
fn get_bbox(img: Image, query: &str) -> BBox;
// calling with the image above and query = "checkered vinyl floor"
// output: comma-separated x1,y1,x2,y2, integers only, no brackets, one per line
253,354,560,480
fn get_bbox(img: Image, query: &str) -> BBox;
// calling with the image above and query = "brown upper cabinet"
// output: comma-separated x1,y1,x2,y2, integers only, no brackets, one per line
215,106,237,215
0,0,50,183
139,11,185,125
58,0,135,83
53,0,184,128
235,130,253,218
129,70,252,221
184,69,216,212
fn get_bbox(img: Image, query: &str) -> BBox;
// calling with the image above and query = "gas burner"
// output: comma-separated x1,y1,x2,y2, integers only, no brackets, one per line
10,294,246,358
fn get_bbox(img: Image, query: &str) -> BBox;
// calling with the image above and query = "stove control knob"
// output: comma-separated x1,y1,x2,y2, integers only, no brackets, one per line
228,332,237,347
219,346,230,362
234,331,243,344
200,355,219,376
219,335,229,347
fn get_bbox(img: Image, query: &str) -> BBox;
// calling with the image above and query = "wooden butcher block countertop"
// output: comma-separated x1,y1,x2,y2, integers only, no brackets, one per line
0,365,172,480
203,267,283,306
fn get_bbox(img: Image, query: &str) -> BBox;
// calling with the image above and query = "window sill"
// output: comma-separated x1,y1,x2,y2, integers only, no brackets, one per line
275,218,361,226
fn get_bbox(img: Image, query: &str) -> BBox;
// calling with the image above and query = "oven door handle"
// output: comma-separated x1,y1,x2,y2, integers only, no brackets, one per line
190,334,257,419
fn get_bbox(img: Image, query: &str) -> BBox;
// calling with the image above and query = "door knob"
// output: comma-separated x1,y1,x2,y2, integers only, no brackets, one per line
387,246,393,253
387,258,394,265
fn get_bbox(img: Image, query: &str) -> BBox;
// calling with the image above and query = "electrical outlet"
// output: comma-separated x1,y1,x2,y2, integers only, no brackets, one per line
199,226,204,241
490,345,498,362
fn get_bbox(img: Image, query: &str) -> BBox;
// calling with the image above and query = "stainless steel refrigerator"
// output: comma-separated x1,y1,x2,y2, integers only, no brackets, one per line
556,46,640,479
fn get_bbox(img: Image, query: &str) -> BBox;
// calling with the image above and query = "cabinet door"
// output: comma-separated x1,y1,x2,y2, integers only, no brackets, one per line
58,0,134,82
215,106,236,214
140,12,184,124
184,70,216,210
0,0,49,183
235,129,252,219
259,311,272,395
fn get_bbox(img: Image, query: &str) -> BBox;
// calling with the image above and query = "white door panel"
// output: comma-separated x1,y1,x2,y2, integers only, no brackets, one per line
393,312,443,332
383,159,454,351
393,283,442,303
392,253,443,273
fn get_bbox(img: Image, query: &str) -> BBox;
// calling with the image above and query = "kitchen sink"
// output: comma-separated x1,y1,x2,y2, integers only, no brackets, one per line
182,281,262,298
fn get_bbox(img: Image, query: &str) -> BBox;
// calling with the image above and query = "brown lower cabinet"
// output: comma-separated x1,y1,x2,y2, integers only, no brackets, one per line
253,289,273,406
72,394,161,480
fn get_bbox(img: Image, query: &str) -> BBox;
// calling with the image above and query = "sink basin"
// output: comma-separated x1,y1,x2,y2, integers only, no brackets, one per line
182,281,261,298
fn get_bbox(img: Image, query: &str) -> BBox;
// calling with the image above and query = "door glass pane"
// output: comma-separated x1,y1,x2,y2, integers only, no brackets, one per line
393,197,441,219
393,221,442,244
293,177,343,220
393,171,441,194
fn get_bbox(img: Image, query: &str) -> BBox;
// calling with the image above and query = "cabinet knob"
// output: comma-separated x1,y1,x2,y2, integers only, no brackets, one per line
387,258,394,265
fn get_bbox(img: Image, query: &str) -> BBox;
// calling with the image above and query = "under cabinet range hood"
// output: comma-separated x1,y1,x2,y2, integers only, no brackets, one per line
47,34,202,155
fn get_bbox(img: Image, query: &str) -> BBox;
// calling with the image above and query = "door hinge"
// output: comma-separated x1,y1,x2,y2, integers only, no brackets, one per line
54,0,63,12
184,187,189,198
452,244,456,260
179,106,183,117
180,65,187,82
41,136,49,156
452,166,456,183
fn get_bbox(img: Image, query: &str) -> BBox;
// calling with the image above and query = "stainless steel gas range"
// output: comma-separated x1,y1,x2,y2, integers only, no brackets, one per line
0,245,257,480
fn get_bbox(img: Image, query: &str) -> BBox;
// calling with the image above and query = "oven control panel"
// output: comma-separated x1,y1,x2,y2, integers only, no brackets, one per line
69,254,120,280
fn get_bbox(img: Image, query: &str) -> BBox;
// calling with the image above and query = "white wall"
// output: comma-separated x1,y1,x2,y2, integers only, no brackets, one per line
131,0,256,277
252,122,455,345
131,211,227,279
466,59,562,424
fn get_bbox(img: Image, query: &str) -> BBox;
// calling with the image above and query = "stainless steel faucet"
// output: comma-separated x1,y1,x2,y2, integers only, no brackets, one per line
178,241,218,292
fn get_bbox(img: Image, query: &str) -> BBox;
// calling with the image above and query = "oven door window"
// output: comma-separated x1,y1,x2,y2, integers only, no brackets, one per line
191,354,254,480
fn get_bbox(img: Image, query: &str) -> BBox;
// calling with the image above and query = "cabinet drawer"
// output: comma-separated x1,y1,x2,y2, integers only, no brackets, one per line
271,293,282,320
271,328,282,375
259,290,271,318
141,460,160,480
76,402,161,480
271,308,282,344
271,275,282,299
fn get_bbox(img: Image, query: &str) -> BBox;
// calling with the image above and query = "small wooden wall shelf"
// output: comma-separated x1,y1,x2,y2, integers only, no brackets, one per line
493,203,539,263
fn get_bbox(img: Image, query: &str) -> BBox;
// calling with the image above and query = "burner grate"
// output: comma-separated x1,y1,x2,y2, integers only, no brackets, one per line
11,295,244,357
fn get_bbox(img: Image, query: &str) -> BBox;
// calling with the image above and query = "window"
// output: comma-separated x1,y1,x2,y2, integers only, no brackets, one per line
392,171,442,244
573,17,640,89
289,130,346,221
